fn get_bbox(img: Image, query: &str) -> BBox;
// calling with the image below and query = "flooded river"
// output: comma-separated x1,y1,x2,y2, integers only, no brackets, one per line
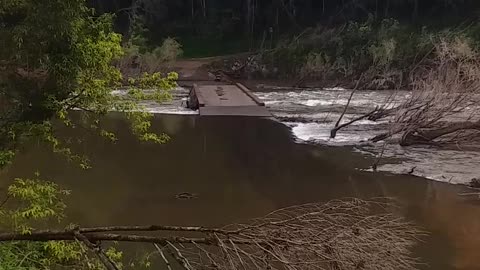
255,86,480,184
0,87,480,269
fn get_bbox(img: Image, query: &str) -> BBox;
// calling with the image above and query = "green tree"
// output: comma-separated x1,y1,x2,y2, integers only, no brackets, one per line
0,175,127,269
0,0,177,167
0,0,176,267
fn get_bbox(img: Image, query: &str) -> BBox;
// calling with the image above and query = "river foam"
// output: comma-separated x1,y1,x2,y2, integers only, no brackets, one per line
257,88,480,185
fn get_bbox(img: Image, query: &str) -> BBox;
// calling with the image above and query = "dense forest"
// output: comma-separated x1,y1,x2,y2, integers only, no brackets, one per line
88,0,480,53
83,0,480,90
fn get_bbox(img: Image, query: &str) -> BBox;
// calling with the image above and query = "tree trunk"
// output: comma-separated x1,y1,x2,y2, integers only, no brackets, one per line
251,0,256,35
412,0,419,22
203,0,207,18
246,0,252,35
191,0,194,19
400,121,480,146
384,0,390,18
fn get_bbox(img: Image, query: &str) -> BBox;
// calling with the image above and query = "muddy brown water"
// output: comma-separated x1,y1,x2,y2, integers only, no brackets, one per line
1,113,480,270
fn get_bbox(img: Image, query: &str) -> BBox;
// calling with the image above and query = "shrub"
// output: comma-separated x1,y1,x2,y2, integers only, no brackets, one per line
260,19,479,89
153,37,183,62
117,38,183,78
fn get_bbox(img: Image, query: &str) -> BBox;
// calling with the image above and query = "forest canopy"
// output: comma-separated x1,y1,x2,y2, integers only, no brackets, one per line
87,0,480,54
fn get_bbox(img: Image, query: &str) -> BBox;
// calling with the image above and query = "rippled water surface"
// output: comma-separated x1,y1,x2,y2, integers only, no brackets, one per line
1,86,480,269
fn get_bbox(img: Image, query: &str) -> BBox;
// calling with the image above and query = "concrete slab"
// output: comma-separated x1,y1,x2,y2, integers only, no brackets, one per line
190,83,271,117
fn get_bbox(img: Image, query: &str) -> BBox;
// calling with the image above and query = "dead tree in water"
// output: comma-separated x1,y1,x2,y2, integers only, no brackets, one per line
331,37,480,148
0,199,422,270
370,38,480,146
330,74,373,139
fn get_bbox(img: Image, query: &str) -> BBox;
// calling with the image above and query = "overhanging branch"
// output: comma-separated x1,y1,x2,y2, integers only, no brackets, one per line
0,199,424,270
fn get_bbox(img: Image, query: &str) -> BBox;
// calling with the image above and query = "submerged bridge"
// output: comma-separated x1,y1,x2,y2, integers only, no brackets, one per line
187,83,271,117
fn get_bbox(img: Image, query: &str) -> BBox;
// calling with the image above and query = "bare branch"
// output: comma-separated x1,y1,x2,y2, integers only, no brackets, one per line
79,225,234,235
331,107,379,139
369,37,480,147
0,199,423,270
166,241,194,270
331,74,366,139
0,233,214,245
335,75,364,128
0,195,11,209
74,231,119,270
154,243,173,270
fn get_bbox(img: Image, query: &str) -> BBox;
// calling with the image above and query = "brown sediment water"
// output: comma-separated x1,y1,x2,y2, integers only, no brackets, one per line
0,113,479,269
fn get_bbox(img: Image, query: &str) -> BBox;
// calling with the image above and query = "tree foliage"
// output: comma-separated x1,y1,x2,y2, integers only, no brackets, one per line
0,1,179,267
0,175,77,269
0,175,129,269
0,0,178,168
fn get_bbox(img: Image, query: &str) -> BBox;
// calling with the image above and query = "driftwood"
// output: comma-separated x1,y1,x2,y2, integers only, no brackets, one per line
399,121,480,146
0,199,423,270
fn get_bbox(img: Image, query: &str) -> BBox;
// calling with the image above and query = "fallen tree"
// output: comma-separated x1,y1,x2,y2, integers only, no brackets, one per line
0,199,422,270
384,37,480,146
331,36,480,148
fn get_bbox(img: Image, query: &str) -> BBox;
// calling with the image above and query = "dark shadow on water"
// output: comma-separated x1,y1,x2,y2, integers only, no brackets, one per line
1,113,480,270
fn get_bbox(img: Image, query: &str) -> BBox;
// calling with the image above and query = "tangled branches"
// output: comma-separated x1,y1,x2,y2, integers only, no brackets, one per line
330,36,480,148
181,198,421,270
0,199,423,270
361,37,480,147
